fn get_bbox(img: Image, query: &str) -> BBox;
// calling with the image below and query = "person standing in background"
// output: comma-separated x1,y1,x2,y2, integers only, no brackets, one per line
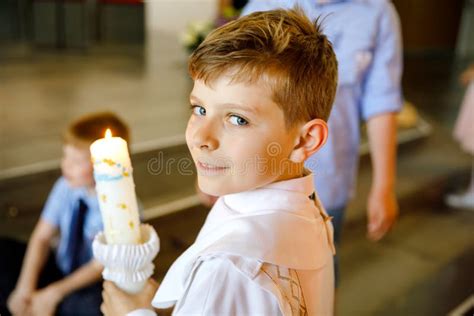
242,0,403,282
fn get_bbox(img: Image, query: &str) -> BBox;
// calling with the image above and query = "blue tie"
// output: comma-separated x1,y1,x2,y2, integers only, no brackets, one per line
65,198,88,274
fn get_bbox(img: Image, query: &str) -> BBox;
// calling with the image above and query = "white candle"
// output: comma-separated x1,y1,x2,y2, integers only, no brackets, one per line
90,129,141,245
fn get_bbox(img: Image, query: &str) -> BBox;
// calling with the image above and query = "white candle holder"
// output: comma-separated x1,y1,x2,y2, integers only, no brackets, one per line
92,224,160,294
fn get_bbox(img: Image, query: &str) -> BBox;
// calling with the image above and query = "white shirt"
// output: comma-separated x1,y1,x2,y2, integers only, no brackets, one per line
130,173,335,316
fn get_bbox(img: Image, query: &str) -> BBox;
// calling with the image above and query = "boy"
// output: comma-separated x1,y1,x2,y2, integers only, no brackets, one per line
102,8,337,315
1,112,130,316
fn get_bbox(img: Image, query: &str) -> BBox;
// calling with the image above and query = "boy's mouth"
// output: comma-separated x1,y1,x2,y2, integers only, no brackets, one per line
196,161,230,175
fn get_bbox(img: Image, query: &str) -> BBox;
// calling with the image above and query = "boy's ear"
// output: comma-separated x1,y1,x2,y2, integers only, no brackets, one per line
289,119,328,163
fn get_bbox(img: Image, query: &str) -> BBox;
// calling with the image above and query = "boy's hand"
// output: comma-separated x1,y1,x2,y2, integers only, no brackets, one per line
101,279,159,316
29,285,63,316
367,187,399,241
7,286,33,315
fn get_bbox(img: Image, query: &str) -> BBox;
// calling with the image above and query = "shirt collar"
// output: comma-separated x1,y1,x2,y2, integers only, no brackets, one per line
263,169,315,196
223,170,315,215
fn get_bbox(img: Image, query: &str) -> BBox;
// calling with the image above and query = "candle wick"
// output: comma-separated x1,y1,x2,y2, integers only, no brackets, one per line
105,129,112,138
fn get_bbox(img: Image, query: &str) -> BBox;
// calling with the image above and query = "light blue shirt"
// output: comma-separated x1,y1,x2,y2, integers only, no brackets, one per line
41,177,103,274
243,0,403,209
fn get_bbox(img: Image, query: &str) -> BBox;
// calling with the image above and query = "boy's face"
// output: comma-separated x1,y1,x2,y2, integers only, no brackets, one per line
61,144,95,189
186,75,301,196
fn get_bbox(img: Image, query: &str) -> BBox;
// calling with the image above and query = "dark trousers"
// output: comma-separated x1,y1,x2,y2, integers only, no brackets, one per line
0,237,102,316
326,205,346,287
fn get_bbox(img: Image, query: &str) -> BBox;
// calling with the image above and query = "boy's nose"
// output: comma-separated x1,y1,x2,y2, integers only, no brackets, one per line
192,122,219,151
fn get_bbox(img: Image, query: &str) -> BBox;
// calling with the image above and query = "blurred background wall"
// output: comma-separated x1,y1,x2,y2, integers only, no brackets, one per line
1,0,472,55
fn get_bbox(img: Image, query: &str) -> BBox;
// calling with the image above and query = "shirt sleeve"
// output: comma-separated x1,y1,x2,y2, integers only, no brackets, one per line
40,177,69,227
173,256,281,315
360,2,403,120
126,309,157,316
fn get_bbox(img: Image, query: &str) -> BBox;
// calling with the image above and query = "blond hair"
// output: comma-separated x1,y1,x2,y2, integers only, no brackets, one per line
189,8,338,126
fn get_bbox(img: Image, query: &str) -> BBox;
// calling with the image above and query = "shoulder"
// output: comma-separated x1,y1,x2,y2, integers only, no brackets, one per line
361,0,399,20
43,176,74,207
349,0,397,18
41,177,73,224
191,254,264,291
175,254,281,315
193,255,307,313
52,176,69,193
346,0,400,38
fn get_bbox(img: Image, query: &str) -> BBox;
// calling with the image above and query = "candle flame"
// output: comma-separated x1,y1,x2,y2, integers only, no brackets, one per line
105,129,112,139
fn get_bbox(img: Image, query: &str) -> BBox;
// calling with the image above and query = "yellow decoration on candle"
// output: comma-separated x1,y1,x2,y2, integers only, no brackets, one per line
103,158,116,166
101,194,107,203
129,221,135,230
117,203,128,210
123,171,129,177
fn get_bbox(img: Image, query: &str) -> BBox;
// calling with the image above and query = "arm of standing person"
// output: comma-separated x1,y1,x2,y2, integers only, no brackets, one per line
7,219,58,315
366,113,399,241
359,3,403,241
29,259,104,316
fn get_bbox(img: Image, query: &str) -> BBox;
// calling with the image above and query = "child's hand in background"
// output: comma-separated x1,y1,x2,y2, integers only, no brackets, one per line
29,284,63,316
7,286,33,316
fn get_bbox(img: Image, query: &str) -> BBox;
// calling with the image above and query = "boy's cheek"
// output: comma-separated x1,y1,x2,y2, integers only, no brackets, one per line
81,168,95,186
77,161,93,179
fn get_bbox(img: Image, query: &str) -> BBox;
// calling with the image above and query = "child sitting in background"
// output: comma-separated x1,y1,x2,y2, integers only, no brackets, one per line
101,8,338,315
0,112,130,316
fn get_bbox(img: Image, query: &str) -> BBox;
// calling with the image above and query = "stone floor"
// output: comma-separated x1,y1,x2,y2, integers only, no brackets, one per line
0,34,190,175
1,36,473,315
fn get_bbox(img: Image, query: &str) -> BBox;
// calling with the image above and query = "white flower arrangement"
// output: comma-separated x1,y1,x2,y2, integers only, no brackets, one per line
180,20,215,53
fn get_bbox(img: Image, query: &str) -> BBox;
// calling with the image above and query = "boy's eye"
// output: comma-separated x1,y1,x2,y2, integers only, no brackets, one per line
229,115,248,126
192,105,206,116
